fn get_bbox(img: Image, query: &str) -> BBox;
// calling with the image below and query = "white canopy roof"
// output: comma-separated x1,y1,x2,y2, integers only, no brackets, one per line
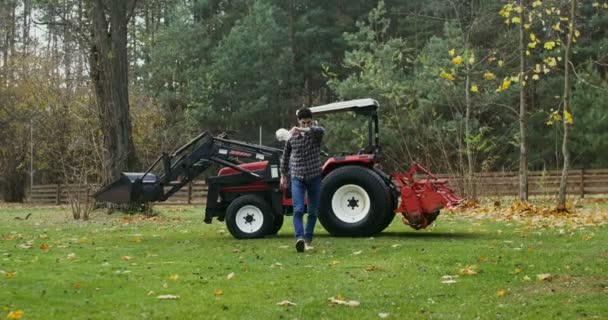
308,98,379,116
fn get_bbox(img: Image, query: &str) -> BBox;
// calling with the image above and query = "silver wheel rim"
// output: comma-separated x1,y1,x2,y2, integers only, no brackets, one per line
235,205,264,233
331,184,371,223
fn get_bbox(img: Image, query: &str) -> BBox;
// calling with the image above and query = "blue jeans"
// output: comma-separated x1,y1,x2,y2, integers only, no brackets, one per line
291,175,321,242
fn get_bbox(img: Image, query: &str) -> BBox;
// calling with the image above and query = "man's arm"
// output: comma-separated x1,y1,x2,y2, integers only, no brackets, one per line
309,126,325,143
280,139,292,176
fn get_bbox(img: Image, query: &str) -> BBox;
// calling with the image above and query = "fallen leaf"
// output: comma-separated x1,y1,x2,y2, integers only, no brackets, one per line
328,296,360,307
442,279,457,284
214,290,223,296
39,244,50,250
147,291,156,296
157,294,180,300
366,266,381,271
132,237,141,243
6,309,24,320
441,275,458,284
270,262,283,268
276,300,297,306
330,260,340,265
378,312,390,318
4,271,16,279
169,274,179,281
121,255,132,261
537,273,553,281
352,251,362,255
226,272,235,280
73,283,81,289
67,253,76,260
459,265,478,276
496,289,506,297
233,248,241,253
523,275,531,281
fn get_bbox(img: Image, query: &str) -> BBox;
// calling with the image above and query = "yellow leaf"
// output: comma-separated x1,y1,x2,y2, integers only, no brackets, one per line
121,255,132,261
574,30,581,37
496,289,507,297
330,260,341,265
483,72,496,81
496,78,512,92
515,267,523,274
157,294,180,300
546,120,554,126
440,71,456,81
537,273,553,281
592,2,599,7
468,56,475,65
4,272,16,279
449,48,456,57
452,56,463,65
276,300,297,306
511,17,521,24
6,310,23,320
564,110,573,124
459,265,478,276
132,237,141,243
526,50,531,56
40,243,50,250
528,41,537,49
544,41,556,50
544,57,557,67
532,74,540,81
214,289,224,296
532,0,542,8
534,64,541,73
169,274,179,281
366,266,381,271
498,60,504,67
530,33,537,41
524,23,531,29
471,85,479,93
551,23,561,31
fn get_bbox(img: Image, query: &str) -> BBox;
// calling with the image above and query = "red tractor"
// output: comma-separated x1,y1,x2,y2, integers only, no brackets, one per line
94,98,461,239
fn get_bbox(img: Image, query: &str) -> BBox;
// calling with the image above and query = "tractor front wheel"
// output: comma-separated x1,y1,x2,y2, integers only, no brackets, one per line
225,195,274,239
319,166,391,237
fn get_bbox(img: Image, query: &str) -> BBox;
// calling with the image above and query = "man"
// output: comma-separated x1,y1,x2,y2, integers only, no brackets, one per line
280,107,324,253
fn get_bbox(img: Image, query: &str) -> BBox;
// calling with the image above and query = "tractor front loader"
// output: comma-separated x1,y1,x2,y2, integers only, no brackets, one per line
94,98,461,239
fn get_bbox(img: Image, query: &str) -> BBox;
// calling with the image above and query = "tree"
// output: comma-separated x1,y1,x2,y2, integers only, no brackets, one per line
87,0,139,183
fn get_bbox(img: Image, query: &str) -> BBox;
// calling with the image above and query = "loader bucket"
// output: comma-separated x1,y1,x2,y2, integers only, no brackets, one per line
93,172,163,204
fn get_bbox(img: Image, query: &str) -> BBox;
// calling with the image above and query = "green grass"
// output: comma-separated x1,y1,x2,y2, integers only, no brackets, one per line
1,204,607,319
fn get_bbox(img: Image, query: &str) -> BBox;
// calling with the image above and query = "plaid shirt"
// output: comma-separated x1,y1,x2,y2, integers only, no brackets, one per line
280,126,325,180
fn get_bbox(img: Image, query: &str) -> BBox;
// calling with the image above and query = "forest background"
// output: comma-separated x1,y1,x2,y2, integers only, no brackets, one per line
0,0,607,204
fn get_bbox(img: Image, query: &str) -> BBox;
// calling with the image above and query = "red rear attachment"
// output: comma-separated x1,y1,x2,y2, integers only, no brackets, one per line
392,163,462,230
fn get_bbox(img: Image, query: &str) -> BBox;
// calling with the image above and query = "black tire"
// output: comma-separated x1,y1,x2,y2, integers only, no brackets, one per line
268,213,284,235
225,195,274,239
375,192,396,233
318,166,391,237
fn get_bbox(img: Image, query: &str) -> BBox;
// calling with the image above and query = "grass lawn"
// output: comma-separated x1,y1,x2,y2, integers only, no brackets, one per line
0,202,607,319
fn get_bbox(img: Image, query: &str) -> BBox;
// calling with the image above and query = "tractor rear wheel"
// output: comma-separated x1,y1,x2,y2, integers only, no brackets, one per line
225,195,274,239
319,166,391,237
268,213,284,235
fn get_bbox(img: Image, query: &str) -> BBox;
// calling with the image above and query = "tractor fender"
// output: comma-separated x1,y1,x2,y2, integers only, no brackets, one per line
322,155,375,177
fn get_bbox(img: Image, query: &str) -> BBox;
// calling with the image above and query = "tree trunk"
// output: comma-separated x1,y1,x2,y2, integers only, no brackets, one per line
558,0,576,208
88,0,138,183
518,0,528,201
464,64,475,199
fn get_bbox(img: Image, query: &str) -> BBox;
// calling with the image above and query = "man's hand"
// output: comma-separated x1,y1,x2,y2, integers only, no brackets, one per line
280,176,288,189
289,126,299,135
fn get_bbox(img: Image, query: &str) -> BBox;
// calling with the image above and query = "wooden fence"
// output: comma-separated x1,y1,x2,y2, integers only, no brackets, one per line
29,181,209,205
27,169,608,205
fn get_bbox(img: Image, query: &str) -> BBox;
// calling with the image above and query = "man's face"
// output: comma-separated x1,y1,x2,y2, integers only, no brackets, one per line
298,118,313,128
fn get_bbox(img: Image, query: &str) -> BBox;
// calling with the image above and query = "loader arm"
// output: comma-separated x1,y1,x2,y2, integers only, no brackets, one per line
93,132,283,204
